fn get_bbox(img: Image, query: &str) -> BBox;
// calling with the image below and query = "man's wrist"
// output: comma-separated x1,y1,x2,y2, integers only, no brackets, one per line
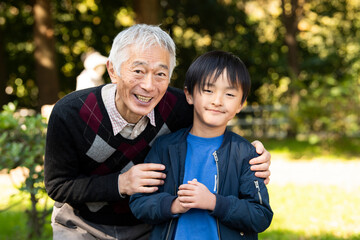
117,174,126,198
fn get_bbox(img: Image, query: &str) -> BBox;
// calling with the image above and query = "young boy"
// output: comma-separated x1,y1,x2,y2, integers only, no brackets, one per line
130,51,273,240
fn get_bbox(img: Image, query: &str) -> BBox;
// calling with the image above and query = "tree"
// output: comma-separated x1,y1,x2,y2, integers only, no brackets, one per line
0,28,8,107
281,0,304,135
33,0,59,107
133,0,161,24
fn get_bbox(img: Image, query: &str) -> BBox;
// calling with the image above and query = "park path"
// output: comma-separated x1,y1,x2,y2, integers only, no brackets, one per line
270,154,360,190
1,157,360,198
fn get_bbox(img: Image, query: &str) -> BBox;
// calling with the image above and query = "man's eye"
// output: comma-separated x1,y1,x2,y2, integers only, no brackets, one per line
134,70,142,74
157,72,166,77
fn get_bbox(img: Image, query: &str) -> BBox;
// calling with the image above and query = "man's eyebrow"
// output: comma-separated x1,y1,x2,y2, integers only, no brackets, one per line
131,61,169,70
159,64,169,70
132,61,147,67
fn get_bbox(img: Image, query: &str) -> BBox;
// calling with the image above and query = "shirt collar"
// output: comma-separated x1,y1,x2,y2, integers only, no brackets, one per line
102,84,156,136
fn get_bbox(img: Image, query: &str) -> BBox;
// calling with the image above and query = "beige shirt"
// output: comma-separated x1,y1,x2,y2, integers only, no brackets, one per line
102,84,156,139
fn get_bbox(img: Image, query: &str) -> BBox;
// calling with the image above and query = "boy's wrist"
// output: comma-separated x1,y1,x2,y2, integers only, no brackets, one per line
207,193,216,211
171,198,181,214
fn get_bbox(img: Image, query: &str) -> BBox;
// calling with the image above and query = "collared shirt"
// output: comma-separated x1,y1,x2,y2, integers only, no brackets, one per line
102,84,156,139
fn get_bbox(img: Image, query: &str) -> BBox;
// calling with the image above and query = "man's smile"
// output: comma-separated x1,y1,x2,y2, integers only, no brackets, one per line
135,94,152,103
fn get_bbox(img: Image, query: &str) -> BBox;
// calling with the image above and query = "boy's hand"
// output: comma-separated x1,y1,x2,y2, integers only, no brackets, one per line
171,197,190,214
250,140,271,185
177,179,216,211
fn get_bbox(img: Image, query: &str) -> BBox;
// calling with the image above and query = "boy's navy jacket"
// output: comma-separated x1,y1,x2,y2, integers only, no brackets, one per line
130,127,273,240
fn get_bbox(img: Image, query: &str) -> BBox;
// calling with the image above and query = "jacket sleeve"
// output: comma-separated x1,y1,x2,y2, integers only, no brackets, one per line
129,139,177,224
210,145,273,233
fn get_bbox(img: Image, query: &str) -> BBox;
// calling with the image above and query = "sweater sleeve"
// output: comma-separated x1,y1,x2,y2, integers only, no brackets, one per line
44,101,121,204
210,144,273,233
129,138,177,224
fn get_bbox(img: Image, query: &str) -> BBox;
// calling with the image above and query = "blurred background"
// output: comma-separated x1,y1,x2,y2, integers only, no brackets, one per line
0,0,359,239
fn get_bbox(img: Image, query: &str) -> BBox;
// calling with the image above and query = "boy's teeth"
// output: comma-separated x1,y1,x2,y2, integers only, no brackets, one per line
136,95,151,102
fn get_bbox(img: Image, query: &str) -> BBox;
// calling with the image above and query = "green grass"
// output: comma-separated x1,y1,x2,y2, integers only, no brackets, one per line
260,184,360,240
0,184,53,240
254,137,360,161
1,137,359,240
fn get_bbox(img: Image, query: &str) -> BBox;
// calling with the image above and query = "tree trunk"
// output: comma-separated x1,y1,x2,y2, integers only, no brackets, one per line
33,0,59,107
133,0,161,24
281,0,304,136
0,28,9,108
281,0,303,77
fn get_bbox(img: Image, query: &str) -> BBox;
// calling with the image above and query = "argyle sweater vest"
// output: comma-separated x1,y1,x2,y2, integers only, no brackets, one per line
44,84,193,226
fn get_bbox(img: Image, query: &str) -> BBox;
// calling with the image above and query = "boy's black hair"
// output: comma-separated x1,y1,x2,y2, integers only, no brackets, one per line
184,50,251,104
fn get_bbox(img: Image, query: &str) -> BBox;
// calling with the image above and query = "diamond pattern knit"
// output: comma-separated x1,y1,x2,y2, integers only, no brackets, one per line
44,84,193,226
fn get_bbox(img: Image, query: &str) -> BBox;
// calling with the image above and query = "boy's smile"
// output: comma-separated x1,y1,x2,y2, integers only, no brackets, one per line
185,70,244,138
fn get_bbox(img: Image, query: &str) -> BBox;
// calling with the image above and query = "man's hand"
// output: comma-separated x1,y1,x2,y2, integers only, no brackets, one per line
118,163,166,196
250,140,271,185
177,179,216,211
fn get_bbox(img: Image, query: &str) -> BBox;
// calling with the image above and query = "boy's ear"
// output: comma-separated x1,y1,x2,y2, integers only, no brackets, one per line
106,61,118,84
236,101,246,114
184,87,194,105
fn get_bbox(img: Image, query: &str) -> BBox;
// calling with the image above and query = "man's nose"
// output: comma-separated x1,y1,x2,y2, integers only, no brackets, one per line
141,74,155,91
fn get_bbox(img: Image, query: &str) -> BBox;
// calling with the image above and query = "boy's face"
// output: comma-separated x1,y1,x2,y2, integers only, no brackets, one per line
185,71,244,136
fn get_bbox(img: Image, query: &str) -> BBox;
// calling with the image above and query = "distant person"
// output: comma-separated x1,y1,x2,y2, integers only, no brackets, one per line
76,51,108,90
130,50,273,239
44,24,271,240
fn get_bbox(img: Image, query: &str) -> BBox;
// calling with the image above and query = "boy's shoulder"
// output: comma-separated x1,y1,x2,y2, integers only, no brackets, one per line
226,130,252,145
225,130,258,154
154,127,188,146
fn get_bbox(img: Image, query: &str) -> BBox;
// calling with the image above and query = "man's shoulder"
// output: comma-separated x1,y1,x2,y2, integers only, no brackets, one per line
166,86,185,97
51,85,104,118
56,85,104,106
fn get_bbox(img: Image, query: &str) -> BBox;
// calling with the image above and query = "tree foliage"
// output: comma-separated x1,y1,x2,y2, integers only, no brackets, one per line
0,102,49,239
0,0,359,139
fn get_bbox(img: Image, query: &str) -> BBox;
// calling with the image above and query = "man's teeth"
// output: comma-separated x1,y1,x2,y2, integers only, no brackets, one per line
136,95,152,102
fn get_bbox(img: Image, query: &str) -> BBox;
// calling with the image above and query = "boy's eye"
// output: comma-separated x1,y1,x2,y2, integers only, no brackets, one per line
203,89,212,93
226,93,235,97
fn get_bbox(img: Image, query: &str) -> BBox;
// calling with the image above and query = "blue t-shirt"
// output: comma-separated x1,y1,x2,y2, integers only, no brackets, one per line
174,133,224,240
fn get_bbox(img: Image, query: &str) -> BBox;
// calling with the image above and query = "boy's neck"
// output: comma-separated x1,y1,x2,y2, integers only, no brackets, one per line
189,123,226,138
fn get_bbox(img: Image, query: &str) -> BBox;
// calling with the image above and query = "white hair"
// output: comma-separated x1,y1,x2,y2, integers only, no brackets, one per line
108,24,176,78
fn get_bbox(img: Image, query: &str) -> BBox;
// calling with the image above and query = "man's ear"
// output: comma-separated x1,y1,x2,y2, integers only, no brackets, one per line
106,61,118,84
184,87,194,105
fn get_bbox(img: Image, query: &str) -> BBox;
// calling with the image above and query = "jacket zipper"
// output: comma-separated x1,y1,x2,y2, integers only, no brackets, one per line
165,184,177,240
212,151,221,240
254,180,263,205
165,219,173,240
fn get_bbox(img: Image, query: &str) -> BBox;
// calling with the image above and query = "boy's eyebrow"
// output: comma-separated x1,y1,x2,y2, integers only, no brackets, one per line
203,82,239,90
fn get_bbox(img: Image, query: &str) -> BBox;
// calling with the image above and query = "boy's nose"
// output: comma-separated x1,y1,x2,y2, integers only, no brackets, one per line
212,93,223,106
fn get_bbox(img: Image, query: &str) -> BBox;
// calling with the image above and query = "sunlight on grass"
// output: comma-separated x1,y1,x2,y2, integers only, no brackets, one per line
260,184,360,240
1,137,360,239
256,137,360,161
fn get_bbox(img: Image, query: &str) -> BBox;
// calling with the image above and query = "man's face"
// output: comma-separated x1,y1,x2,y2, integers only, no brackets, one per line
108,45,171,123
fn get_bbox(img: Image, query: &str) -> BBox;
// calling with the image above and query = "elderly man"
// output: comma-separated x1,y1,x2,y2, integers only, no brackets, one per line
44,24,271,240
